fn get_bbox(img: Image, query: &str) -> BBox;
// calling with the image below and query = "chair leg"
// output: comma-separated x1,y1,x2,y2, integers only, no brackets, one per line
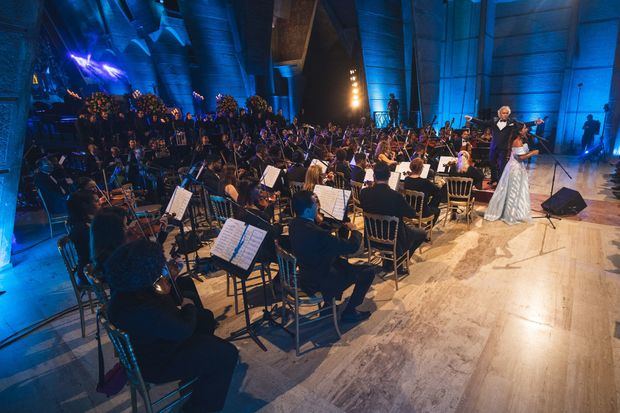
78,303,86,338
393,259,399,291
130,386,138,413
226,272,231,296
443,204,450,227
88,292,94,314
332,298,341,338
49,220,54,239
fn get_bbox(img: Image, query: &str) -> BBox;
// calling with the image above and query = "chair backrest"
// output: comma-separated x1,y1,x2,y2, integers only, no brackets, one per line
288,181,304,197
209,195,234,223
445,177,473,201
334,172,346,189
275,242,299,296
363,212,400,247
37,187,51,217
403,189,425,218
99,314,151,402
350,180,363,206
57,236,81,290
84,263,109,305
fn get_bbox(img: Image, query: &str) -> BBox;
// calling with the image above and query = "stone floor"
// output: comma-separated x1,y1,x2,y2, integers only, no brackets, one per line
0,155,619,412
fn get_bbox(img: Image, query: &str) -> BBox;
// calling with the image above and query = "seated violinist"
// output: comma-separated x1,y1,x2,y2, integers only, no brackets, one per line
350,153,367,183
106,239,238,413
332,148,351,185
303,164,334,192
403,158,441,224
286,150,307,183
289,191,375,323
375,140,397,167
67,190,101,284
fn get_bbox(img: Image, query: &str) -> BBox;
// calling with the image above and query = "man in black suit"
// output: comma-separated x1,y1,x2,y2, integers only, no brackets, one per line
360,162,427,265
34,157,70,214
286,150,307,183
350,153,367,183
466,106,542,184
289,191,375,322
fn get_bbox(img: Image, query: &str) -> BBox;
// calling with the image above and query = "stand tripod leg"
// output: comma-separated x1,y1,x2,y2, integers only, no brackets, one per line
228,278,268,351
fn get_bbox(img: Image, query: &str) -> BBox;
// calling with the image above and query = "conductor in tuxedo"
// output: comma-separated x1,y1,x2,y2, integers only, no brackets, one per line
466,106,543,184
289,191,375,322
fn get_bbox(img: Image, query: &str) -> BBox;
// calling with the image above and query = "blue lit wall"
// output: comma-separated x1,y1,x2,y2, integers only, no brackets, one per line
179,0,253,112
356,0,408,122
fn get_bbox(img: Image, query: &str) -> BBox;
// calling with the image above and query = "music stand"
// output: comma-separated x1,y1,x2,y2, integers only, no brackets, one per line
532,136,572,229
210,218,287,351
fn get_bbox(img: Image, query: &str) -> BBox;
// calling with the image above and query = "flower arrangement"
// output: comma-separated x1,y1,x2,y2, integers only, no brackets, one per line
216,93,238,114
246,94,268,114
85,91,117,115
135,93,166,116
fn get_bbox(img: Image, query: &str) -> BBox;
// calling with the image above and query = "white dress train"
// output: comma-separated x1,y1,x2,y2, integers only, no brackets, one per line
484,144,532,225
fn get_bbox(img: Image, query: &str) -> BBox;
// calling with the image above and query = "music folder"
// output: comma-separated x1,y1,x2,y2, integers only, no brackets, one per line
210,218,267,277
259,165,282,189
363,169,401,191
313,184,351,221
310,159,328,174
437,156,457,174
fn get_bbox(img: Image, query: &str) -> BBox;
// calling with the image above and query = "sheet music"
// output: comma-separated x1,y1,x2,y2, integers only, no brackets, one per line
395,162,410,179
260,165,282,189
313,184,351,221
388,172,401,190
438,156,457,173
310,159,328,174
363,170,400,190
211,218,267,270
165,186,193,219
421,164,431,179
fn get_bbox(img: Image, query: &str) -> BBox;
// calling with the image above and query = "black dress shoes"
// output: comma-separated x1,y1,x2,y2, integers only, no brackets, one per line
341,308,371,323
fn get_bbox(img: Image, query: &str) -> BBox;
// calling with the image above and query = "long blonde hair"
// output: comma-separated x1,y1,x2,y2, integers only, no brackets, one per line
303,165,322,191
457,150,470,173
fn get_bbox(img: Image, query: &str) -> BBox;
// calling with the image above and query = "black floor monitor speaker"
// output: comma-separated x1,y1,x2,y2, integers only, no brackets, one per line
541,187,587,215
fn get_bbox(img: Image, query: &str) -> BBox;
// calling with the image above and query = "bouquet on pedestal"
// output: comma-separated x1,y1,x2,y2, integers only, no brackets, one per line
135,93,166,116
216,94,238,114
85,92,117,116
246,95,268,114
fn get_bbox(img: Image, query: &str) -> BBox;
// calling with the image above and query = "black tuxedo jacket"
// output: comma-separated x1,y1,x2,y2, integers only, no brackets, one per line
470,117,536,151
350,165,365,183
289,217,361,297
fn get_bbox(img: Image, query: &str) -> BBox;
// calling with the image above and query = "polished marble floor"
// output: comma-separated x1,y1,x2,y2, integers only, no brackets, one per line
0,156,619,412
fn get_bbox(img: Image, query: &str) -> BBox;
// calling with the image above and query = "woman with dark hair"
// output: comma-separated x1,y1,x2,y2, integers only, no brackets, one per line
106,239,238,413
67,190,101,284
332,148,351,185
89,207,127,272
484,123,539,224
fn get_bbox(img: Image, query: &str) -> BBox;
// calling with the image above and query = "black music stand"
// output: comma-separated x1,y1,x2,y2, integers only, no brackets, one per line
211,221,287,351
532,137,572,229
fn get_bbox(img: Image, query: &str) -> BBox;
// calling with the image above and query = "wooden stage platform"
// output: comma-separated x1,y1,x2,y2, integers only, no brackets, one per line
0,155,619,412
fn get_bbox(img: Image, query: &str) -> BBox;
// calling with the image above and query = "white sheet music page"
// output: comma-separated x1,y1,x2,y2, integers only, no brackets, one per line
421,164,431,179
438,156,457,173
388,172,401,190
165,186,193,219
211,218,267,270
260,165,282,189
364,169,374,182
313,184,351,221
395,162,410,179
310,159,328,174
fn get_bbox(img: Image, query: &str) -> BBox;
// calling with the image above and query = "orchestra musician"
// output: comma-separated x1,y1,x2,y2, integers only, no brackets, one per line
403,158,441,224
105,239,238,413
375,140,397,167
351,152,368,183
289,191,375,322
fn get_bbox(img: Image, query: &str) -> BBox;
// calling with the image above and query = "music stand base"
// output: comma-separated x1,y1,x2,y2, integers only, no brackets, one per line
533,212,561,229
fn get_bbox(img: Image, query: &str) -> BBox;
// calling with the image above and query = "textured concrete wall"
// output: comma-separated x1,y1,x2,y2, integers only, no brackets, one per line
356,0,408,120
179,0,251,112
0,1,44,267
555,0,620,152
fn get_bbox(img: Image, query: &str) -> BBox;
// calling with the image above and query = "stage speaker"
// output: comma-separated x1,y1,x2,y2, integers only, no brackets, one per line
541,187,587,215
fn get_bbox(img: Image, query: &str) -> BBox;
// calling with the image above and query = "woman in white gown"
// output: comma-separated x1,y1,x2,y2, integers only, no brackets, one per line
484,124,539,224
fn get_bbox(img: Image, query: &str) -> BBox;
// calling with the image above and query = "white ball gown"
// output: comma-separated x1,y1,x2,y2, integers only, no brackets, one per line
484,144,532,225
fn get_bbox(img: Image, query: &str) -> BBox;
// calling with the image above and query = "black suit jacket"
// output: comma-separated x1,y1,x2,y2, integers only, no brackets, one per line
350,165,366,183
286,164,307,183
289,217,361,297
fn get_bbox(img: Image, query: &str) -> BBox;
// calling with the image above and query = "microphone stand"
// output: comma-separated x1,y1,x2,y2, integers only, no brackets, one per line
532,137,572,229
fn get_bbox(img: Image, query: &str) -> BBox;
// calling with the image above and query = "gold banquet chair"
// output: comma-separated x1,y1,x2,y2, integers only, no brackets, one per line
442,177,475,229
99,313,197,413
349,180,364,224
403,189,435,245
57,236,95,337
276,243,341,356
287,181,305,217
363,212,410,290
